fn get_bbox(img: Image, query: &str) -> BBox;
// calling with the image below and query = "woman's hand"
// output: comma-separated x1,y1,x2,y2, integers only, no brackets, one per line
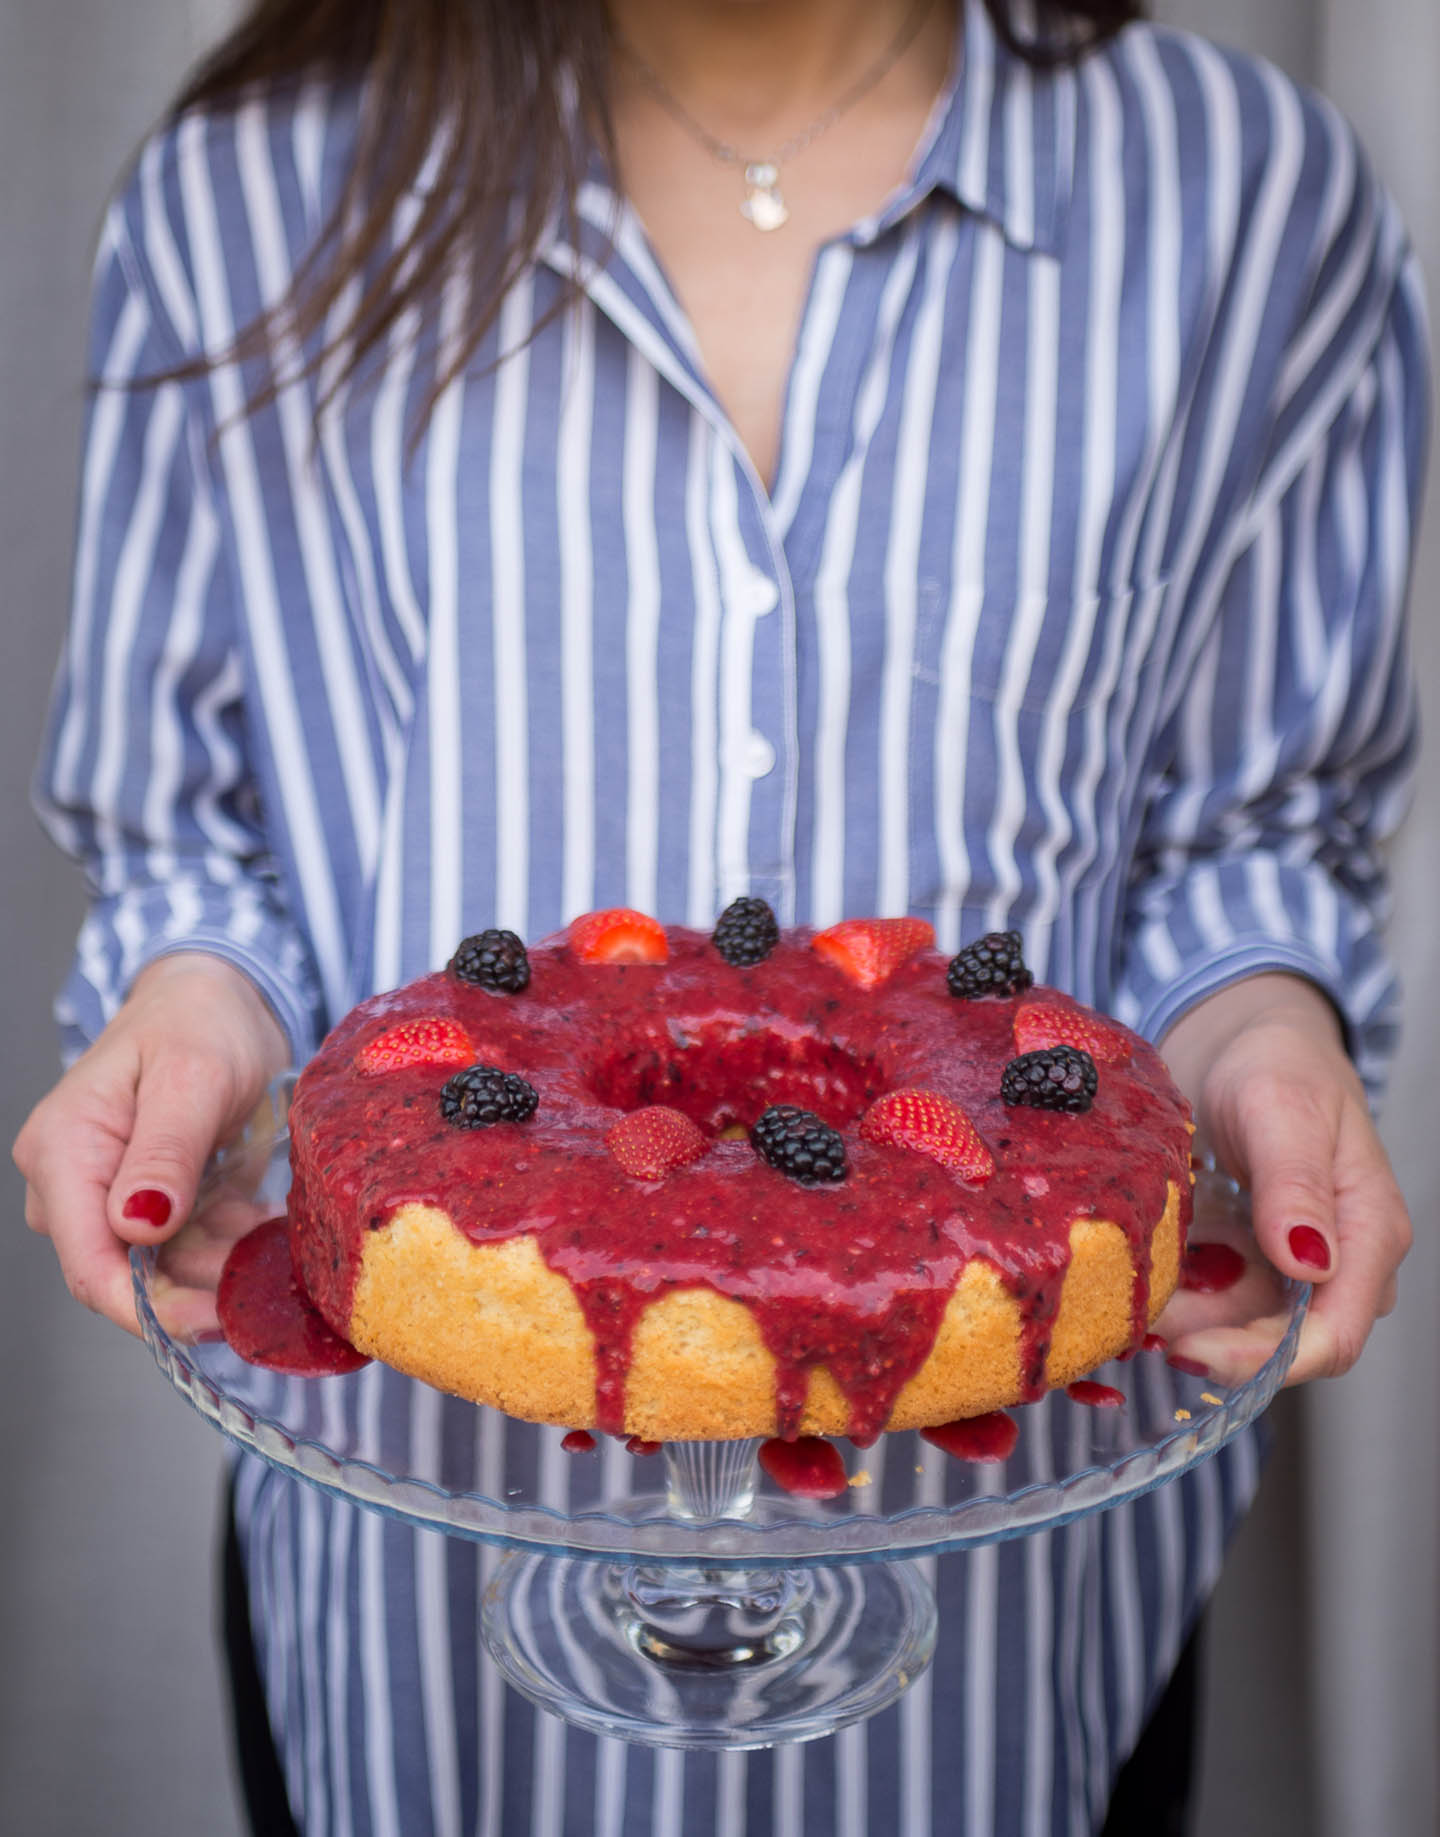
13,953,290,1337
1156,973,1411,1387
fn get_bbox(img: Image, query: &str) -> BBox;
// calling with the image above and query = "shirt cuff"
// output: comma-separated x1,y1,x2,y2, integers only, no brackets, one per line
55,887,323,1068
1111,860,1400,1099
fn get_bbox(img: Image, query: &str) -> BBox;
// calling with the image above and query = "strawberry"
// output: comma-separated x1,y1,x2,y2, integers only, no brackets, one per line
1013,1001,1131,1065
810,917,935,989
606,1105,708,1180
859,1088,994,1183
569,907,669,964
355,1016,474,1076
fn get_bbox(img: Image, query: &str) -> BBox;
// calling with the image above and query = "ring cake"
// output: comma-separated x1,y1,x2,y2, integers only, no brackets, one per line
275,905,1193,1443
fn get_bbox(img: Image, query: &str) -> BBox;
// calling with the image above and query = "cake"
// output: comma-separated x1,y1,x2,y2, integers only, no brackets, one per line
267,905,1193,1444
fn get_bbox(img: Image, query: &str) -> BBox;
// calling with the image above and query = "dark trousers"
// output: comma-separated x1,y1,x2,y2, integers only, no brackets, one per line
221,1486,1204,1837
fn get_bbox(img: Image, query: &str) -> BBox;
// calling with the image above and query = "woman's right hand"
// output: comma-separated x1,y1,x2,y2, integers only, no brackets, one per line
13,952,290,1337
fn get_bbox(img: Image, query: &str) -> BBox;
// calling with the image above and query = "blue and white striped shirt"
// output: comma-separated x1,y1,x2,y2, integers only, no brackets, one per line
39,3,1427,1832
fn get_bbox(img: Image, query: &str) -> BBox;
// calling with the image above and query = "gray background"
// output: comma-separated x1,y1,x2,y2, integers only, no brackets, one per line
2,2,1434,1832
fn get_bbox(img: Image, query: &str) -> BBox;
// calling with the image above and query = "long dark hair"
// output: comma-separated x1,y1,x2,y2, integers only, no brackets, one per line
172,2,1142,420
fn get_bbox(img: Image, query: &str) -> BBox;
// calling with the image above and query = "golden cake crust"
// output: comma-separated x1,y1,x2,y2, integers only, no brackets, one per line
347,1183,1183,1439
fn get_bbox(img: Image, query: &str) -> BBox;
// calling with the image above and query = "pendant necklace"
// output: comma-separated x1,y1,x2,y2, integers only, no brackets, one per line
617,0,935,232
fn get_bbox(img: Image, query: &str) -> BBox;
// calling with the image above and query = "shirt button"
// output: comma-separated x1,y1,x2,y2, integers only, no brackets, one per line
744,570,779,616
745,732,776,778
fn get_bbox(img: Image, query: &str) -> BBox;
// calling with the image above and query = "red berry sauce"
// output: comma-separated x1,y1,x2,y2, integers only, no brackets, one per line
758,1436,850,1499
216,1215,370,1377
920,1411,1019,1462
1180,1241,1246,1294
284,928,1192,1439
561,1429,597,1454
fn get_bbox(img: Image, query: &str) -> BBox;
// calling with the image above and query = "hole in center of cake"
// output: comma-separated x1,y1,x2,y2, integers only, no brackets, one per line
589,1022,884,1137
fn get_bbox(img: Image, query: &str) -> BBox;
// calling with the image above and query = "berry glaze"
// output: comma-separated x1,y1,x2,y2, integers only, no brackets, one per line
759,1436,850,1499
217,1215,370,1377
1180,1240,1246,1294
921,1412,1020,1462
284,927,1192,1442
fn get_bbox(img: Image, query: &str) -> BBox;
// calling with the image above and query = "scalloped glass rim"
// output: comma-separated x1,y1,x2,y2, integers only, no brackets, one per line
132,1119,1308,1566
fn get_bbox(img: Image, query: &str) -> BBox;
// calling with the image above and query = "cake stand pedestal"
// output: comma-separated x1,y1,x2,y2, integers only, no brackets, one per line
134,1116,1305,1752
481,1441,939,1747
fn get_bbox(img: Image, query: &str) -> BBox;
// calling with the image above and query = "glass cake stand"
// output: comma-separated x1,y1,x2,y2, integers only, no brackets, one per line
132,1089,1306,1750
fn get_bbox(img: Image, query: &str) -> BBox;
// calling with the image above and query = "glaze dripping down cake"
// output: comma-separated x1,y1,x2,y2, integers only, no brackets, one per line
280,906,1192,1443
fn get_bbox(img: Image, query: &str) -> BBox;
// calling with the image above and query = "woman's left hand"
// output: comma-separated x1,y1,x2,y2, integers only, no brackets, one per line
1155,973,1411,1387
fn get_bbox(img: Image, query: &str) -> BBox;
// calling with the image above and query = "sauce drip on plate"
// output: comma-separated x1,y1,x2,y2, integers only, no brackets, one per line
920,1411,1020,1461
217,1215,369,1377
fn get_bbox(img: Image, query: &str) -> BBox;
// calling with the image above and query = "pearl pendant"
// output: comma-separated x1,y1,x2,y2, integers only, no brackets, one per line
741,161,789,232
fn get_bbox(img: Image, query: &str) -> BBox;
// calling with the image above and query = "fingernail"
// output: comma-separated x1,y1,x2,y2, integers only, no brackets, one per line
122,1188,173,1229
1288,1225,1331,1272
1166,1353,1210,1379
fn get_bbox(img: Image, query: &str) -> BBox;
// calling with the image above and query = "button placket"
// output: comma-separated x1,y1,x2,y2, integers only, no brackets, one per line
744,732,776,778
745,569,780,617
745,519,800,922
714,535,792,910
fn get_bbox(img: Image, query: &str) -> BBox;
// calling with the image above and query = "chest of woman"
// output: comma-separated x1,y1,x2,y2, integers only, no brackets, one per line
202,202,1209,963
222,209,1196,722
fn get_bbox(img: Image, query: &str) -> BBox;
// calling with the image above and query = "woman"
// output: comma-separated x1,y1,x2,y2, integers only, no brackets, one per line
15,1,1424,1831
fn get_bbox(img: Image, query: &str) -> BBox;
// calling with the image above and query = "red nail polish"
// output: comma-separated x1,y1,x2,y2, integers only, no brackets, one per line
122,1188,172,1228
1288,1225,1331,1272
1166,1353,1209,1379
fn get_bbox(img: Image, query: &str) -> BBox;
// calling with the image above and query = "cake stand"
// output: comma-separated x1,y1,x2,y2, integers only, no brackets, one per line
132,1094,1306,1750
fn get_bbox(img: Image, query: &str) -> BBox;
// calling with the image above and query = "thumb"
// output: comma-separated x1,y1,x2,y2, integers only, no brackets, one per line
107,1050,249,1246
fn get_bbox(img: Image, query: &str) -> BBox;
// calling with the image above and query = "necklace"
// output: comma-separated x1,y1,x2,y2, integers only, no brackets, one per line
617,0,936,232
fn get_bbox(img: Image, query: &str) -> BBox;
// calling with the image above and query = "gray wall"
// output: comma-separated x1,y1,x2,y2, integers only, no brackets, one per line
1,4,1433,1834
0,5,244,1833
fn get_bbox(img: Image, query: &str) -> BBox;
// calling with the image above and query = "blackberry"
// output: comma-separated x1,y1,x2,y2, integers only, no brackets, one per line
440,1064,539,1128
1000,1045,1097,1113
449,928,531,993
712,896,780,967
750,1104,848,1184
946,929,1033,1000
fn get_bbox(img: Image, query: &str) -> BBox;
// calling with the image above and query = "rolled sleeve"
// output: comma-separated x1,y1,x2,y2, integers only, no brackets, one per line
36,197,323,1064
1114,227,1428,1096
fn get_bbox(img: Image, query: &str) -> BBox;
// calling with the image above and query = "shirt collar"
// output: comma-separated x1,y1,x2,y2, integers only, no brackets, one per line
544,0,1079,287
859,0,1078,256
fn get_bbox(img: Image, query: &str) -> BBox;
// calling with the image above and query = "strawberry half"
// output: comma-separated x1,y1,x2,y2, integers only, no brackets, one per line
355,1016,474,1076
811,917,935,989
859,1088,995,1182
606,1105,708,1180
1013,1001,1131,1065
569,907,669,964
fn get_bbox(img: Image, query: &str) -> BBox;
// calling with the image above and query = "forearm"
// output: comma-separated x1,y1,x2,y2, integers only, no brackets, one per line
1159,973,1346,1115
123,951,291,1082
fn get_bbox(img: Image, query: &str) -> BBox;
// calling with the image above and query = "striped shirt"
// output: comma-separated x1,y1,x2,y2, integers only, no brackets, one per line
38,3,1427,1832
